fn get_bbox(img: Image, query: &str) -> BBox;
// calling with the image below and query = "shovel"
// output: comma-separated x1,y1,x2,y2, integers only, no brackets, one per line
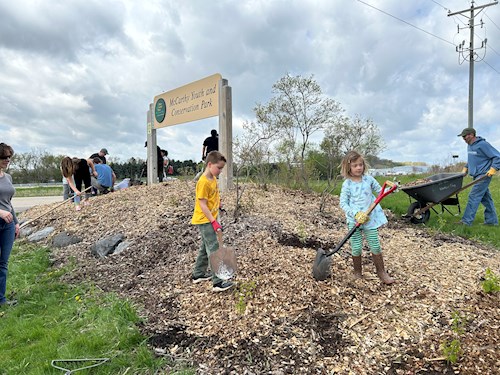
209,230,237,280
20,186,92,229
312,180,398,281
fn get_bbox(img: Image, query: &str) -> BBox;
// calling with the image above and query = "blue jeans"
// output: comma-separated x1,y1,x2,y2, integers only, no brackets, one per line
0,219,16,303
461,176,498,225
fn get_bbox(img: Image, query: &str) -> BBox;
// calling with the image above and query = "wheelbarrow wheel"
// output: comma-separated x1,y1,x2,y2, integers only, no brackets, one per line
407,202,430,224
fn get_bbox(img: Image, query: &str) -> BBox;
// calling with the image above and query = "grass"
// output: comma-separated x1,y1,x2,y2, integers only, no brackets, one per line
311,174,500,249
15,186,63,197
0,241,194,375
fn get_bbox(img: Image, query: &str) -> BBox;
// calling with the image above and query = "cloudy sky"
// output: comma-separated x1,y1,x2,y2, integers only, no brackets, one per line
1,0,499,166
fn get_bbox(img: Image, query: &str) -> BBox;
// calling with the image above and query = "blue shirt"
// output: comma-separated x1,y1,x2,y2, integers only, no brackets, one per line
339,175,388,229
94,164,113,188
465,136,500,178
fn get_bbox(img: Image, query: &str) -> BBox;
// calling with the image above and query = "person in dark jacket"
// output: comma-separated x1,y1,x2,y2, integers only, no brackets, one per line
458,127,499,226
202,129,219,160
61,157,97,211
89,148,108,164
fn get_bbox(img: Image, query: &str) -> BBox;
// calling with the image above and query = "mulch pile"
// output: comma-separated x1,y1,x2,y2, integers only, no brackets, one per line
19,181,500,374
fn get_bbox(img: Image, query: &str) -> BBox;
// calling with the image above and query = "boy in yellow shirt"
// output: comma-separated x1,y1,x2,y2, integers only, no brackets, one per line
191,151,234,292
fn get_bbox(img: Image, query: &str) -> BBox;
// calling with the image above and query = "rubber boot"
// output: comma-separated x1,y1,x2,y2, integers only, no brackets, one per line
352,256,363,279
372,253,395,285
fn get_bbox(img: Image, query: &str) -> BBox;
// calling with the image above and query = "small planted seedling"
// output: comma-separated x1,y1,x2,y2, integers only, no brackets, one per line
235,280,256,314
441,339,462,364
450,310,467,335
481,268,500,294
440,310,466,364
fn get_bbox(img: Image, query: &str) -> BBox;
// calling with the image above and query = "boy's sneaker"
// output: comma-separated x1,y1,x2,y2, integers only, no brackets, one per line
192,272,212,284
213,280,235,292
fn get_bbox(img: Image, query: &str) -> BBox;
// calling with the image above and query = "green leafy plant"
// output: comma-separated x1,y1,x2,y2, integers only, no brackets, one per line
235,280,256,314
439,310,467,364
441,339,462,364
450,310,467,335
297,222,307,244
481,268,500,293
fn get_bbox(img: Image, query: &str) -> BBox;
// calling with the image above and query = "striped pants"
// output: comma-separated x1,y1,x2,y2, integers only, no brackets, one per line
348,224,381,256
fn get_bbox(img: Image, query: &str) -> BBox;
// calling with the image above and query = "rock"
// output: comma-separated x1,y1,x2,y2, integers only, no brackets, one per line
112,241,132,255
52,232,83,248
19,226,35,238
27,227,55,242
90,233,125,258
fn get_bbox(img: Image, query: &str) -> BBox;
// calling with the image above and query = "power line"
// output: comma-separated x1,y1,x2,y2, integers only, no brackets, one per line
356,0,455,46
356,1,500,74
484,12,500,31
431,0,450,12
483,59,500,73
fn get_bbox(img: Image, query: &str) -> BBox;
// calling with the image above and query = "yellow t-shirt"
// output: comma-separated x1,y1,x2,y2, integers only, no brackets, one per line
191,174,220,224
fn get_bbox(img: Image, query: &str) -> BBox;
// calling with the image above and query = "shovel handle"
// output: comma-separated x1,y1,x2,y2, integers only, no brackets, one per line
324,180,398,258
216,230,223,245
20,186,92,229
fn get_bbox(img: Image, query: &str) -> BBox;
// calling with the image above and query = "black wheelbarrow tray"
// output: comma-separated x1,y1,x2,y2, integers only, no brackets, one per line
401,172,487,224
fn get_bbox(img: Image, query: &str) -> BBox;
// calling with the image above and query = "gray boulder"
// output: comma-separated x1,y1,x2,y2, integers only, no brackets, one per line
52,232,83,248
91,234,125,258
27,227,55,242
112,241,132,255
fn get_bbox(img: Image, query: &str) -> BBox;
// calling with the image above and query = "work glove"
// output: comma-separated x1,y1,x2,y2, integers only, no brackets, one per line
354,211,370,225
461,167,468,175
211,220,222,232
486,167,497,177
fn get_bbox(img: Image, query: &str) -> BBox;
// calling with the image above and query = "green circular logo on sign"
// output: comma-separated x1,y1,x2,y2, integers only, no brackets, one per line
155,98,166,123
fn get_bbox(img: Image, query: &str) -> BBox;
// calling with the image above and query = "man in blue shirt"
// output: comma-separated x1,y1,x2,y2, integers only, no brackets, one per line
458,127,500,226
91,158,116,194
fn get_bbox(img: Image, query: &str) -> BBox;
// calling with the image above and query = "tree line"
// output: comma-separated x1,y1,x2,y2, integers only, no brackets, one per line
7,149,199,184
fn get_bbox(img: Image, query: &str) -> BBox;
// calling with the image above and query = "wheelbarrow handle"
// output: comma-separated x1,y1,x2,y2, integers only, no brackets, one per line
324,180,398,258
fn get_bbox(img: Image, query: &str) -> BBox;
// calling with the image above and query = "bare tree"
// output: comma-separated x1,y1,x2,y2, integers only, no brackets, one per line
321,114,385,177
255,73,343,188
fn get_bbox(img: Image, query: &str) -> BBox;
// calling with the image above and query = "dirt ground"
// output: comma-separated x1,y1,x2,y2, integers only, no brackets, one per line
19,181,500,374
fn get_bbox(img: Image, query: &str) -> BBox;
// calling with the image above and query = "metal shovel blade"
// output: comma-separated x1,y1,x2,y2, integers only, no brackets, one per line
312,248,333,281
210,231,237,280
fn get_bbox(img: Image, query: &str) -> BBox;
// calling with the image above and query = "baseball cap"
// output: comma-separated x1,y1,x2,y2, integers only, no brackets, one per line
100,148,109,155
457,128,476,137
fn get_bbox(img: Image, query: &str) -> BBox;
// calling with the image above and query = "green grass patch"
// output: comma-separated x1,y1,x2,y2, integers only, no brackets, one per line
14,186,63,197
0,241,192,375
311,175,500,249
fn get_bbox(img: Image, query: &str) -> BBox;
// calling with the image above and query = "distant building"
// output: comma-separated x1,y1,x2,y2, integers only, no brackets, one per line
368,165,429,177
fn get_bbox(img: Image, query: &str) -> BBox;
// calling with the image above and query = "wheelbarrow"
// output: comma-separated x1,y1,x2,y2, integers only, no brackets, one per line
401,173,487,224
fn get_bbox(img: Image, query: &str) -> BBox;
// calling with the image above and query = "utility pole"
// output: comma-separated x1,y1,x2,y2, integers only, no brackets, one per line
448,1,498,129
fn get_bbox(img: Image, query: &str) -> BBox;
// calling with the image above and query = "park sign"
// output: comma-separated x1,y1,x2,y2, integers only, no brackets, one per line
153,73,222,128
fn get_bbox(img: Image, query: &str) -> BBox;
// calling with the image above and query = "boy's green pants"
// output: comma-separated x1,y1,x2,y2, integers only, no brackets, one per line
193,223,223,285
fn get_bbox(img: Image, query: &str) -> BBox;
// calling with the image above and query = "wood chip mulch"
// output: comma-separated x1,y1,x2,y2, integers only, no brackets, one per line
19,180,500,374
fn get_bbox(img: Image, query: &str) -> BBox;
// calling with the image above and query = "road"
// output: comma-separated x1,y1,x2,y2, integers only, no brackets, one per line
12,196,63,213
